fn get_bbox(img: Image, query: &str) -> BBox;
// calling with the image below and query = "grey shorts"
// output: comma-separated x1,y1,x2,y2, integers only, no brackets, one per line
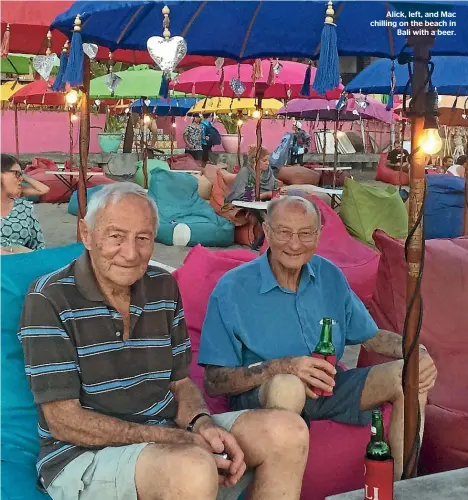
230,366,373,426
47,411,252,500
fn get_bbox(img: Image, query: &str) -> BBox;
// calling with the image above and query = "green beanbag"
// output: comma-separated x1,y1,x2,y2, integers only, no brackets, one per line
135,159,170,187
339,179,408,246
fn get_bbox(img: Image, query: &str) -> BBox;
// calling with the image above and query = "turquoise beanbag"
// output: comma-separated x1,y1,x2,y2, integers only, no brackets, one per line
135,159,170,187
68,185,105,216
1,244,83,500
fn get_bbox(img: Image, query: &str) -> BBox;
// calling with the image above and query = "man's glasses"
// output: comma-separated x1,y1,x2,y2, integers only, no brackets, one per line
8,170,23,179
267,225,319,243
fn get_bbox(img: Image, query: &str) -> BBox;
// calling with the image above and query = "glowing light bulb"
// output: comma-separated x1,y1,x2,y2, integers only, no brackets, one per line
65,90,78,105
143,115,151,125
70,113,78,122
420,128,442,155
237,119,244,127
252,110,261,119
172,122,177,128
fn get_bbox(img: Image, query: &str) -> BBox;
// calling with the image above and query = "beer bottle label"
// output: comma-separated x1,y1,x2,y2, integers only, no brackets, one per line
363,458,394,500
310,353,337,397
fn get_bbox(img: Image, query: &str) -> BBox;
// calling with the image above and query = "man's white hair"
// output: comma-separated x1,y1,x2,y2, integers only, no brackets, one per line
265,196,321,230
84,182,159,231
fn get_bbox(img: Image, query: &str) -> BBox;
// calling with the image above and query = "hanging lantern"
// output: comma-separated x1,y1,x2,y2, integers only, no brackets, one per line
32,31,57,82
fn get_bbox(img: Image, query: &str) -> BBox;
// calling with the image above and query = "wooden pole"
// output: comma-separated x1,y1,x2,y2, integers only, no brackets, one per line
333,117,338,189
464,157,468,235
254,114,263,201
77,56,91,242
322,120,327,166
69,111,74,168
403,35,434,479
170,115,175,162
14,103,19,158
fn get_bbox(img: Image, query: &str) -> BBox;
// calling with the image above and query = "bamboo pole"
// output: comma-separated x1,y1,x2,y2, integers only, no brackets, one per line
254,113,263,201
322,120,327,166
403,35,433,479
170,115,175,162
14,103,19,158
333,117,338,189
77,56,91,242
69,111,74,168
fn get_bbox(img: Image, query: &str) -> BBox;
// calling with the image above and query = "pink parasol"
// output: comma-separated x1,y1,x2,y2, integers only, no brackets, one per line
172,60,343,100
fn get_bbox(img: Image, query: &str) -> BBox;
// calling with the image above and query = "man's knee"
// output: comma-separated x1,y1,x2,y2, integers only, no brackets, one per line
136,444,218,499
259,374,306,413
261,410,310,455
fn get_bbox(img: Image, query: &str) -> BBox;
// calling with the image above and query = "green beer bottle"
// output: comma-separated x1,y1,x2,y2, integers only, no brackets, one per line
311,318,336,397
366,410,391,460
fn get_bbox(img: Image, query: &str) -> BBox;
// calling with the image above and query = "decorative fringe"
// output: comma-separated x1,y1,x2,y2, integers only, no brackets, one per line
252,58,263,84
219,67,225,94
312,24,339,96
267,61,275,86
158,74,169,99
300,63,312,97
1,23,10,58
64,15,84,87
52,49,69,92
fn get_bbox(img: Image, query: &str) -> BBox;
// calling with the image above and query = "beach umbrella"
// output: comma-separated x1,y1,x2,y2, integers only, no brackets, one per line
10,78,65,106
172,61,343,100
346,56,468,96
188,97,283,115
130,97,196,116
0,54,32,75
0,80,25,102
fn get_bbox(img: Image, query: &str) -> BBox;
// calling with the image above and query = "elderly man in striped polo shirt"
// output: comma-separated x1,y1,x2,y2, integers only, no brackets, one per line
20,183,309,500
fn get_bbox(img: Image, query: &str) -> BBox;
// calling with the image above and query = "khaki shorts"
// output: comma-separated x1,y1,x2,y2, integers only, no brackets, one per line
47,411,252,500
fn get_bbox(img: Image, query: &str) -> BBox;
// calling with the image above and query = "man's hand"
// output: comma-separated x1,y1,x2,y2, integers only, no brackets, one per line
419,346,437,394
194,417,246,487
288,356,336,399
260,191,272,200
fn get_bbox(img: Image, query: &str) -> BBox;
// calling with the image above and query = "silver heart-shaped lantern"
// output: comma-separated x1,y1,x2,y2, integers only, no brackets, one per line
229,78,246,98
32,54,57,81
147,36,187,74
83,43,98,60
105,73,122,95
144,99,151,106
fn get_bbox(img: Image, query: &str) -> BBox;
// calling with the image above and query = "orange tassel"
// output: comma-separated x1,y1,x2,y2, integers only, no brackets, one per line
267,61,274,86
252,58,263,84
2,23,11,58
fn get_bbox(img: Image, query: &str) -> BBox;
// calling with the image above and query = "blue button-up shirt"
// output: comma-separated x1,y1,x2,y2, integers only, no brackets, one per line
198,253,378,368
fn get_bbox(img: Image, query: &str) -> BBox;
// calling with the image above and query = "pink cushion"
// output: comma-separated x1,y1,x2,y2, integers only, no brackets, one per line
260,195,380,306
375,152,410,186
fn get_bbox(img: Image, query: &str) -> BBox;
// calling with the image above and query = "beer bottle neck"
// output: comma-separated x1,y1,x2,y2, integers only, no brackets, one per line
320,324,332,344
371,417,385,442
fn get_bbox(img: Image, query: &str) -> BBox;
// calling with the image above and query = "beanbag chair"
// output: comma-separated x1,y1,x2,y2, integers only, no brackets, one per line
339,178,408,246
375,152,410,186
1,244,84,500
173,245,392,500
167,153,202,171
260,195,380,306
277,165,321,186
135,159,169,187
209,168,237,213
361,230,468,474
424,174,465,239
68,185,105,216
149,169,234,247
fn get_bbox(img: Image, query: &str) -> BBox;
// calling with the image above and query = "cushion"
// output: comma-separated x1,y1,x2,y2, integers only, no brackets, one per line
149,170,234,247
1,244,83,500
339,178,408,246
375,152,410,186
68,185,105,216
195,173,212,200
167,153,202,171
135,159,170,187
424,174,465,239
277,165,321,186
209,169,237,213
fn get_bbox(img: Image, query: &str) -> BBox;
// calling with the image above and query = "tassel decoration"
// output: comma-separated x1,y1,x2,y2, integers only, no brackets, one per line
52,41,69,92
64,14,84,87
312,1,340,96
267,61,275,86
386,60,396,111
158,74,170,99
1,23,10,58
252,58,263,85
300,62,312,97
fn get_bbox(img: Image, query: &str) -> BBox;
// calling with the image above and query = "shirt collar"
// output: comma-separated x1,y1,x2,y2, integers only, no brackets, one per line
74,251,147,307
259,251,315,294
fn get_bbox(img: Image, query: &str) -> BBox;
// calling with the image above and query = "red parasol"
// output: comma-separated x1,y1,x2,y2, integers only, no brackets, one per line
9,78,65,106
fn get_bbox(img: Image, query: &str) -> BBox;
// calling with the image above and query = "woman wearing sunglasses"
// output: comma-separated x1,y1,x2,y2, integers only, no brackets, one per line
1,154,49,254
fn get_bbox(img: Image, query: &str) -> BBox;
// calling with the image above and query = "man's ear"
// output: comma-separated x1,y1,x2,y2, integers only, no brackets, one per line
79,219,92,251
262,222,271,246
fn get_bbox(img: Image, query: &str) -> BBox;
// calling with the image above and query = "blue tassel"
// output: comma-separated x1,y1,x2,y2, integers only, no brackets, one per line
52,50,68,92
158,74,169,99
63,29,83,87
312,24,339,96
299,64,312,97
386,93,394,111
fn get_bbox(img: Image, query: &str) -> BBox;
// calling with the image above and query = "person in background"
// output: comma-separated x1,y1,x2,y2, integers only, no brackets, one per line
290,122,310,165
201,114,214,167
386,140,410,173
225,145,285,203
1,154,49,254
439,155,454,173
183,115,203,161
447,154,466,177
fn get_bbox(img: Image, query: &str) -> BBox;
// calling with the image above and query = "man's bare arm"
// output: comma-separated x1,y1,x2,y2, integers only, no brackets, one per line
169,377,211,429
362,329,405,358
42,399,197,448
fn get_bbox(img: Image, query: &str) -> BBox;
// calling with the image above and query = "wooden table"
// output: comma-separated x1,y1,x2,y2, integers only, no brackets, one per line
232,200,270,250
311,166,352,172
45,170,104,203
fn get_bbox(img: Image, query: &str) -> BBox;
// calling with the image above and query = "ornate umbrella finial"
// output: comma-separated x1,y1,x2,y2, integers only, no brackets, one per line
46,30,52,56
325,1,335,24
162,5,171,39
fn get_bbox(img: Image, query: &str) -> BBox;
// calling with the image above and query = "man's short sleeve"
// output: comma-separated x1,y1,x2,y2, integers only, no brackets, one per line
170,290,192,381
198,293,243,367
20,290,81,405
344,287,378,345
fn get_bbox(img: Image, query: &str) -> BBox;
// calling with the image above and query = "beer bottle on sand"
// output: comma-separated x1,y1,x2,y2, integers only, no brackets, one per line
311,318,336,396
364,409,394,500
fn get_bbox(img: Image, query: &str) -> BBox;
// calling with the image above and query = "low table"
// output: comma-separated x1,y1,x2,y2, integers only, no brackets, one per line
326,467,468,500
311,166,352,172
45,170,104,203
232,200,270,250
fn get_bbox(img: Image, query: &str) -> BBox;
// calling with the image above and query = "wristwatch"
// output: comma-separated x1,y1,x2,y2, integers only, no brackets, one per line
186,412,211,432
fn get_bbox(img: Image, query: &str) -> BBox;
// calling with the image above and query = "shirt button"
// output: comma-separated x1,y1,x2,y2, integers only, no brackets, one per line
116,331,121,337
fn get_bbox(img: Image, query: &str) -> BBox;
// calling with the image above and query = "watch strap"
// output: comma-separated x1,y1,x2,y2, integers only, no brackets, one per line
186,412,211,432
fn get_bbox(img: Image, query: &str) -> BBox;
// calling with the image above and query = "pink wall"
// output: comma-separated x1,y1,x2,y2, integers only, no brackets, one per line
1,110,390,156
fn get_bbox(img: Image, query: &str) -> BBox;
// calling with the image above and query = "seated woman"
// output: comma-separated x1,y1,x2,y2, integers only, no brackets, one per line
1,154,49,254
447,155,466,177
225,145,284,203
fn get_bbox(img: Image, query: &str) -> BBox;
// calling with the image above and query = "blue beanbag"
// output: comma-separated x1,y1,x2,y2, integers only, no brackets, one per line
1,244,83,500
149,169,234,247
424,174,465,240
68,185,105,216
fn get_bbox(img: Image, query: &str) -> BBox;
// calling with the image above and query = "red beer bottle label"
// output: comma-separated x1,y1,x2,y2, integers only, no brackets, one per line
310,353,337,397
363,458,394,500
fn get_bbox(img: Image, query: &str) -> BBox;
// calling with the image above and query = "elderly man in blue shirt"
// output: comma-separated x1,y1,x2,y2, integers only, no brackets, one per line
199,196,437,480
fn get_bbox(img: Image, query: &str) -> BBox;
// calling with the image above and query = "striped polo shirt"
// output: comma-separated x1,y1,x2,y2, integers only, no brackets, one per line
19,251,191,489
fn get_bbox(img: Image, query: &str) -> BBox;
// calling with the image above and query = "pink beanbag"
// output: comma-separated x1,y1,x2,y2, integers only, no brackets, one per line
375,152,410,185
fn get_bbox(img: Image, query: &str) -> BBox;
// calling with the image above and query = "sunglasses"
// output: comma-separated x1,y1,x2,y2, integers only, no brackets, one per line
7,170,23,179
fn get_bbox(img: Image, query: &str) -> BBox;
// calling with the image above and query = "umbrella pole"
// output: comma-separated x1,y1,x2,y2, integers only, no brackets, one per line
254,113,263,201
403,36,433,479
170,115,175,163
464,158,468,235
14,103,19,158
77,56,91,242
237,121,242,169
322,120,327,166
333,117,338,190
69,111,74,168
